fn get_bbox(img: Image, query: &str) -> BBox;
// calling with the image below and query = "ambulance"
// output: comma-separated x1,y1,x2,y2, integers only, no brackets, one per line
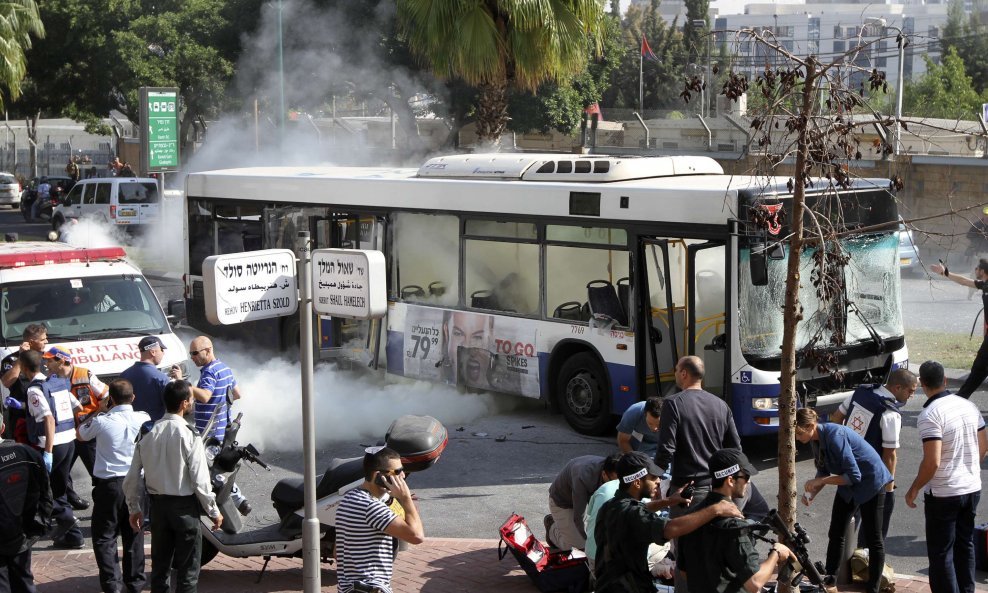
0,242,188,382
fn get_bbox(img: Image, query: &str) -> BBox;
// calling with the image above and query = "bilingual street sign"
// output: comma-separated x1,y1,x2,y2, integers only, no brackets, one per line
203,249,298,325
139,87,180,172
311,249,386,319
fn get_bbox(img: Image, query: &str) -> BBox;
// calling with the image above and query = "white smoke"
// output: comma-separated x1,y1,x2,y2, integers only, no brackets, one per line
177,336,514,451
59,217,130,249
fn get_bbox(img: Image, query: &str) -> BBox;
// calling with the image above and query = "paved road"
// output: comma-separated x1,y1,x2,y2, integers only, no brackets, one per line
901,274,984,334
2,208,987,583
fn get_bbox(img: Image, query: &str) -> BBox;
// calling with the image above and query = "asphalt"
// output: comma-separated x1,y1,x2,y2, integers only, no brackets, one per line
31,538,980,593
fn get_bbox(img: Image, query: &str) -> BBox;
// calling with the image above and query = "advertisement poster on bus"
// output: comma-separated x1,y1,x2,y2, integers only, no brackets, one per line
401,307,540,398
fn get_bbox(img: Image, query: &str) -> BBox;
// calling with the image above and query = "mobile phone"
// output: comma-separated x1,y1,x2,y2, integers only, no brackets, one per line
375,474,392,490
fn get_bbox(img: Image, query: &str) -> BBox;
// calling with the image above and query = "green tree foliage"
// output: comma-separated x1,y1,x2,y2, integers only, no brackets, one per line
0,0,44,111
902,48,987,119
601,0,687,112
942,0,988,94
507,15,622,135
395,0,608,143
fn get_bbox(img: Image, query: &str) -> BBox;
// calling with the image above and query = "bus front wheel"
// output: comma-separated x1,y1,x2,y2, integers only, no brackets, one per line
557,353,611,436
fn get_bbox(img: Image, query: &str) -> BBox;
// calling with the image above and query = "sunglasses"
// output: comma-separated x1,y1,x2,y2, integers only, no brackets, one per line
382,467,405,476
189,347,211,357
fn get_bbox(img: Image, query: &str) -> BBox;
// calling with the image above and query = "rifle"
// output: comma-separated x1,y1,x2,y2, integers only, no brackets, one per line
746,509,836,592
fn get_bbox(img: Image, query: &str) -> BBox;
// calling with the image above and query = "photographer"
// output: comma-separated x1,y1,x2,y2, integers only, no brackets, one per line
336,446,425,593
679,449,792,593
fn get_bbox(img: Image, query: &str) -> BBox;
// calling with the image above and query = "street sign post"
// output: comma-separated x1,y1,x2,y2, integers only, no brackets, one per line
202,249,298,325
311,249,387,319
139,87,180,173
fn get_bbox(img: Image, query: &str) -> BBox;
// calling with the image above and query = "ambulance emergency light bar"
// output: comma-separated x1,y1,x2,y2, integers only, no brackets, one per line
0,246,127,268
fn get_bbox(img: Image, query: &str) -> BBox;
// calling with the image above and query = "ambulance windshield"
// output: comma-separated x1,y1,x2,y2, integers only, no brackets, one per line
0,275,170,342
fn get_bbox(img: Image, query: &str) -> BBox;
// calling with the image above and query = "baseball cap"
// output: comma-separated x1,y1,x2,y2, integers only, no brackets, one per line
138,336,166,352
617,451,663,484
43,346,72,363
709,448,758,480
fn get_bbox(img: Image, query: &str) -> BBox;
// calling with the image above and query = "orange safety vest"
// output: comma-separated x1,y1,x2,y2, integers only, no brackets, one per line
69,365,106,423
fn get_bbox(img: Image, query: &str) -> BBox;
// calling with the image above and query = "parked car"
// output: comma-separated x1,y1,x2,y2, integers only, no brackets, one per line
52,177,160,232
0,172,20,208
20,176,74,222
898,224,920,276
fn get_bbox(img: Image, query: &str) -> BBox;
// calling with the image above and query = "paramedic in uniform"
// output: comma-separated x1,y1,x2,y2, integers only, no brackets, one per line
44,345,109,511
23,349,85,548
124,380,221,593
1,324,49,442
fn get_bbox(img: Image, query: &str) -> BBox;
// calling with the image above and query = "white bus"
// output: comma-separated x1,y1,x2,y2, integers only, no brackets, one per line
182,153,907,436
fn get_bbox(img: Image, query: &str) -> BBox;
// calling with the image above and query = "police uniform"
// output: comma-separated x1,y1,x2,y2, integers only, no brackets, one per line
123,413,220,593
838,384,900,541
79,404,150,593
679,492,761,593
1,352,45,443
25,372,84,546
0,435,53,593
594,490,671,593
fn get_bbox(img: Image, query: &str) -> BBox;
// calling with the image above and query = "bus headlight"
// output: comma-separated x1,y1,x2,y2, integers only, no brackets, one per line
751,397,778,410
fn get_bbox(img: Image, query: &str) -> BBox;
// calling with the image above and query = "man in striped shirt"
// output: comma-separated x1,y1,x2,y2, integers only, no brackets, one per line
336,446,424,593
171,336,251,515
906,360,988,593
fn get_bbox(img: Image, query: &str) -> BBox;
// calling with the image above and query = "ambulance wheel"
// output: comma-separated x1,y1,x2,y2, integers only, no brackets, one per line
557,352,611,435
201,540,219,566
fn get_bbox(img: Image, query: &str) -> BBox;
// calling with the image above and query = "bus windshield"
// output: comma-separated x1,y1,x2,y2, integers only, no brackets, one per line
1,275,170,343
738,231,903,360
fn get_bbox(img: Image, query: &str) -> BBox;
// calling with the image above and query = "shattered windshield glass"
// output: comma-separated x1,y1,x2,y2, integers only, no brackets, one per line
738,232,903,360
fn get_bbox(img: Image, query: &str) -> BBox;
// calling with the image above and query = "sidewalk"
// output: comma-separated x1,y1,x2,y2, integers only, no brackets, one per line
32,537,973,593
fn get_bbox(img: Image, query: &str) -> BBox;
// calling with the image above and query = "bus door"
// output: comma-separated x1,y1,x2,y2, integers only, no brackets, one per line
319,214,387,367
687,241,727,396
636,239,686,397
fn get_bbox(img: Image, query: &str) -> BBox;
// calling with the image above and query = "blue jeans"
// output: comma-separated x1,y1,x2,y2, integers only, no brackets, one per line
925,491,980,593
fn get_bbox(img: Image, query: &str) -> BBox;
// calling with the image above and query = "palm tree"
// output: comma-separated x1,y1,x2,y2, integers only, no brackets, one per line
0,0,44,111
396,0,607,144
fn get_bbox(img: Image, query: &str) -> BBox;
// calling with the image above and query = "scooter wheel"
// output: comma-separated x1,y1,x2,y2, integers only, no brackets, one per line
201,540,219,566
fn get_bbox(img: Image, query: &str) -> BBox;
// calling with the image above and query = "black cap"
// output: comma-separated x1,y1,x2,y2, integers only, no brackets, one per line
617,451,663,484
709,448,758,480
138,336,166,352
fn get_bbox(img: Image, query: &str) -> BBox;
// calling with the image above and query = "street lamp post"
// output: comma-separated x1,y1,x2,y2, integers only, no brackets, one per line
692,19,711,118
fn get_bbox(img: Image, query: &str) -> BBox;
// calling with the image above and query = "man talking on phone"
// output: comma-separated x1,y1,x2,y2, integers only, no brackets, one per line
336,446,425,593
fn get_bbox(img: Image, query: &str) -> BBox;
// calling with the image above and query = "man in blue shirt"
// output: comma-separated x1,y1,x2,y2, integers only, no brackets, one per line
796,408,892,593
171,336,250,515
616,396,662,456
120,336,170,421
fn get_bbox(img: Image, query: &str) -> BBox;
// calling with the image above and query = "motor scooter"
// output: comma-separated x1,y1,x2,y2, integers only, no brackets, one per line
197,410,448,579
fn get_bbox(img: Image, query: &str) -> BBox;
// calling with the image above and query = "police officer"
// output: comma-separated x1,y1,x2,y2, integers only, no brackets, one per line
120,336,171,421
123,380,222,593
678,449,793,593
593,452,742,593
22,350,84,548
0,398,53,593
78,379,150,593
830,368,918,543
44,345,109,511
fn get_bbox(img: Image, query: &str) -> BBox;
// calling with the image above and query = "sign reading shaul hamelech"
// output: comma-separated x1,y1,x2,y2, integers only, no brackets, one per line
139,87,179,172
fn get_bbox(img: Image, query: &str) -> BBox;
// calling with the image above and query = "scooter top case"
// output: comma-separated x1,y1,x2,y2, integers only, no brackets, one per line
385,415,448,473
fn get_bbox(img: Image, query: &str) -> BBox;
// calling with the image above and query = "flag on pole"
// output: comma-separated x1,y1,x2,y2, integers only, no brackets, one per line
641,35,660,63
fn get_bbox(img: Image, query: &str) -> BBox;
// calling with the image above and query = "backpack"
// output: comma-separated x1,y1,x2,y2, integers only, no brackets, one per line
497,513,589,593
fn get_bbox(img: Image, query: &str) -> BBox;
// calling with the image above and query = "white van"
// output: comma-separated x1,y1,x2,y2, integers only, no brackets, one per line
0,242,188,381
52,177,161,230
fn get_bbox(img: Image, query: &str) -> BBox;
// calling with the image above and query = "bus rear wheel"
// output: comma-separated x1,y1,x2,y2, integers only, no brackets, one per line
557,352,611,436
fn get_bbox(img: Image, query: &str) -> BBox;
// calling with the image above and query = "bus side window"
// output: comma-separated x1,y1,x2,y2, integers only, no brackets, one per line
464,241,539,315
392,213,459,306
546,245,629,325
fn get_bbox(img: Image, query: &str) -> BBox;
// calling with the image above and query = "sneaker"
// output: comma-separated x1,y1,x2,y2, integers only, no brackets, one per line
67,493,90,511
237,499,252,516
52,537,85,550
543,514,557,548
49,518,80,542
